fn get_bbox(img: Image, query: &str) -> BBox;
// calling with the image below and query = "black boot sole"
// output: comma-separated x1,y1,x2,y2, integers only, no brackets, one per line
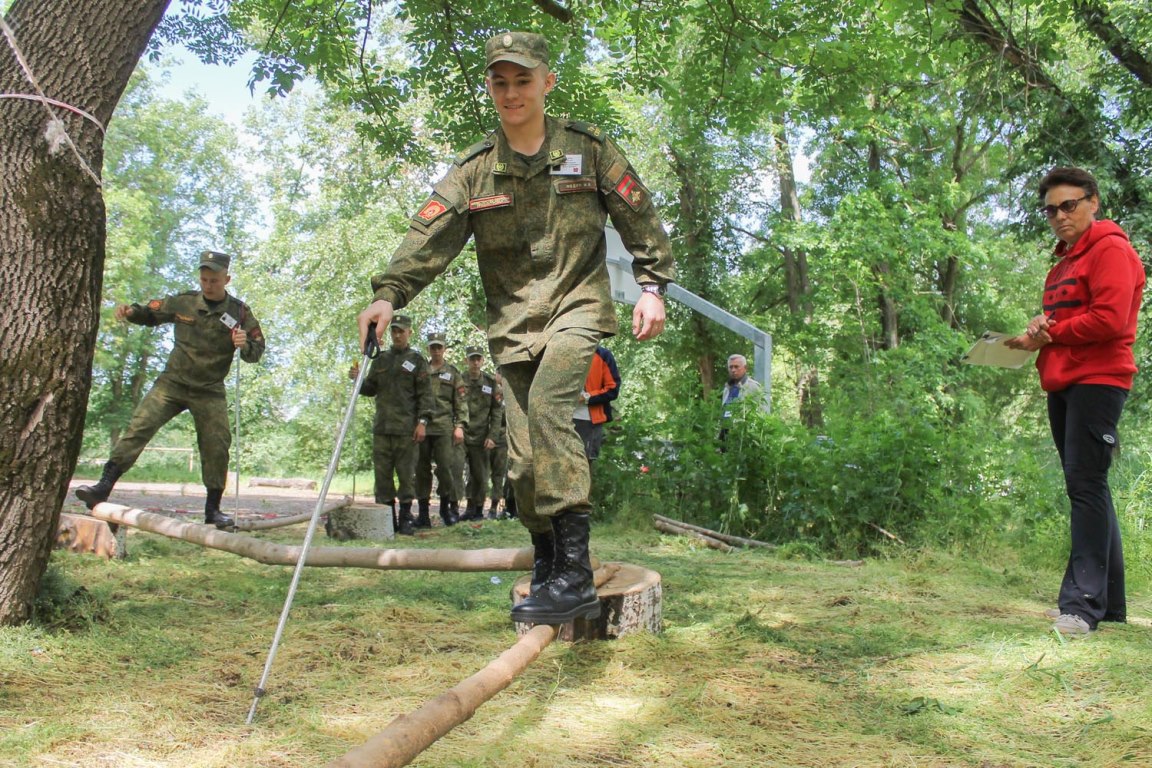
75,488,109,509
510,599,601,625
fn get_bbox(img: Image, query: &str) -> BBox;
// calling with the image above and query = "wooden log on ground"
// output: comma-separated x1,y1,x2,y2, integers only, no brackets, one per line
248,477,318,490
325,503,394,541
511,562,662,641
328,624,558,768
55,512,126,559
653,514,776,549
653,518,734,552
90,503,538,572
234,496,351,532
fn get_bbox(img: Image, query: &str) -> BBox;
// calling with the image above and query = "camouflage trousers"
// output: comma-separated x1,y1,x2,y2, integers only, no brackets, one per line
415,432,459,500
488,443,508,504
110,377,231,489
463,443,491,505
373,433,418,503
501,328,600,534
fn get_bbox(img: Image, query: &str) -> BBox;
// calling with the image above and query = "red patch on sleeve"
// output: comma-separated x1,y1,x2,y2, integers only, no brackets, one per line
250,327,263,342
614,174,645,210
415,198,448,223
148,299,162,310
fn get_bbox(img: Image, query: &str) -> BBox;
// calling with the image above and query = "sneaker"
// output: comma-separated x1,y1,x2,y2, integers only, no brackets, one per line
1052,613,1092,637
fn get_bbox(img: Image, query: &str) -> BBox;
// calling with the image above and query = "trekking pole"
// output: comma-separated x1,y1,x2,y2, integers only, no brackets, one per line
245,325,379,724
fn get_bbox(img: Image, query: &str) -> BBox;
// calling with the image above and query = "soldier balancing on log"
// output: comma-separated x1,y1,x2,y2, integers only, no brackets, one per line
358,32,674,625
76,251,265,530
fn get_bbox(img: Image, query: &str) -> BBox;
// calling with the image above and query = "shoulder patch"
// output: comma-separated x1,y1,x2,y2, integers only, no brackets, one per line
455,139,494,166
415,197,450,224
614,172,647,211
566,121,605,142
148,299,162,311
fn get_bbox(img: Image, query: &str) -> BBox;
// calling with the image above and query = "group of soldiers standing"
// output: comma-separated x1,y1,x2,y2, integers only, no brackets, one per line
353,314,513,536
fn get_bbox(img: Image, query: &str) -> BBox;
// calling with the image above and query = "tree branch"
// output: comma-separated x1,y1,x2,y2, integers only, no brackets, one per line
1072,0,1152,88
530,0,573,23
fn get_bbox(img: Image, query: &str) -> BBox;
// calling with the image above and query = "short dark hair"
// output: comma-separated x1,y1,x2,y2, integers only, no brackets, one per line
1038,166,1099,201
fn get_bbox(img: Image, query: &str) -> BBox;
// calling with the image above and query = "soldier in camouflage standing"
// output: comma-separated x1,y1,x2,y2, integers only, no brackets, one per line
487,372,511,519
359,31,674,624
458,346,503,521
75,251,265,530
350,315,433,535
415,332,468,527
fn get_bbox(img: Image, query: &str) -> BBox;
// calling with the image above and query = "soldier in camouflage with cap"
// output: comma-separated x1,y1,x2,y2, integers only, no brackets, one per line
76,251,265,529
458,346,503,521
359,31,674,624
415,331,468,527
350,315,433,535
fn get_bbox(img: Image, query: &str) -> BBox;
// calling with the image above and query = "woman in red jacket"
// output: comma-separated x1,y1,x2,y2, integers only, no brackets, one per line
1007,167,1145,636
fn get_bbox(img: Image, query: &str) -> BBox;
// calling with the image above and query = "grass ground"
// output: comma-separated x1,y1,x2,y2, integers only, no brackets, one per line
2,519,1150,767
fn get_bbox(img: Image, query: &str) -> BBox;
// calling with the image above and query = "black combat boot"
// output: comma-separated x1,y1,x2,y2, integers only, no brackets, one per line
510,512,600,625
415,499,432,528
396,501,415,536
504,489,518,519
75,461,123,509
204,488,234,530
529,530,555,595
460,502,482,521
448,498,461,525
438,495,456,526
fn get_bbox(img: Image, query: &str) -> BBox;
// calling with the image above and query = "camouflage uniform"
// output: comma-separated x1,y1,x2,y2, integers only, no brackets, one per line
462,362,503,508
370,115,674,533
416,360,468,502
488,400,509,511
109,291,265,489
358,344,433,503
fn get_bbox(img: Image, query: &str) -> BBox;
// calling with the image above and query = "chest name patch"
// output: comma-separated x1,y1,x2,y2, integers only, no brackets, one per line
556,178,597,194
401,360,416,372
175,313,195,325
469,194,513,212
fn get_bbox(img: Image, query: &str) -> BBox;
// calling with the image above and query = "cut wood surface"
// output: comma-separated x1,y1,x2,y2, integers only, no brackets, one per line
512,562,662,641
55,513,126,559
327,624,558,768
90,503,535,572
326,504,395,541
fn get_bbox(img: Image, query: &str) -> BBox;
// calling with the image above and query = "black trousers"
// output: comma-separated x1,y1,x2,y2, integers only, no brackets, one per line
1047,384,1128,627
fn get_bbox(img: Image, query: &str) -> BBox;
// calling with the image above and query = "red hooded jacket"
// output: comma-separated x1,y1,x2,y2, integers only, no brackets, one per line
1036,219,1145,392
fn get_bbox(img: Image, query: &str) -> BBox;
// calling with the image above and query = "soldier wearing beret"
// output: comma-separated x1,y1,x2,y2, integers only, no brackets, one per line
76,251,265,529
415,331,468,527
350,314,433,535
359,31,674,624
457,346,503,521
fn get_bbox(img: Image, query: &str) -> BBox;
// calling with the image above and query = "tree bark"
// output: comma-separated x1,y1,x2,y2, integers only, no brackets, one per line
0,0,171,625
1073,0,1152,88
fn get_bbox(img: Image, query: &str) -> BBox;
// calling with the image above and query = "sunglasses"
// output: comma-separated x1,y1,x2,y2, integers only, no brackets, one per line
1039,195,1091,219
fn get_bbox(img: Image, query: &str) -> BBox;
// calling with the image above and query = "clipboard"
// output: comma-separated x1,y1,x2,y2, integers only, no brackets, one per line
961,332,1035,369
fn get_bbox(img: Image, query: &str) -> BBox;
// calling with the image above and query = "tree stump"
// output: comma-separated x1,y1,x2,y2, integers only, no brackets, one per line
511,562,661,641
55,513,126,559
325,504,394,541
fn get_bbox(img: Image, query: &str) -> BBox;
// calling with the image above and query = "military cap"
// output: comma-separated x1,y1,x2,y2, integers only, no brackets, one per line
465,345,485,358
485,32,549,70
391,314,412,330
199,250,231,272
426,331,447,347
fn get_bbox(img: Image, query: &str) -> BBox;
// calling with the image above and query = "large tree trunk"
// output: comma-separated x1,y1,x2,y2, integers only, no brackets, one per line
0,0,171,625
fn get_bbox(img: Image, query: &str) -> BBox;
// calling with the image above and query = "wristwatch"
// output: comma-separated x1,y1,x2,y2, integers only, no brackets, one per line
640,283,665,298
418,418,428,425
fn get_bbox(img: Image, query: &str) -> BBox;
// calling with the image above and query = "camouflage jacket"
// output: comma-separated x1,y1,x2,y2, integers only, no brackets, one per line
370,116,675,364
128,291,264,393
463,370,503,445
426,362,468,436
358,346,433,435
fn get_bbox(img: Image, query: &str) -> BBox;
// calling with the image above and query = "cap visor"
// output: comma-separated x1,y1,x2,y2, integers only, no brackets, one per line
487,54,543,69
198,262,226,272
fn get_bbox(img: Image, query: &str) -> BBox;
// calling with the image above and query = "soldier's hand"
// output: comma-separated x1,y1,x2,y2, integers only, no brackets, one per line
632,292,666,341
114,304,133,321
413,422,426,443
484,438,496,450
358,299,394,354
453,426,465,446
231,328,248,348
348,362,360,380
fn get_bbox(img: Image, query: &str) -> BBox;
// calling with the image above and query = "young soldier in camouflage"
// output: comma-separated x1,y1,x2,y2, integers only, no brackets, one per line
415,332,468,527
359,32,674,624
76,251,265,529
459,346,503,520
351,315,433,535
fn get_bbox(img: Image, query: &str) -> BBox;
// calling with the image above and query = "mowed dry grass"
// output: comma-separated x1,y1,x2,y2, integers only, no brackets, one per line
2,519,1150,768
